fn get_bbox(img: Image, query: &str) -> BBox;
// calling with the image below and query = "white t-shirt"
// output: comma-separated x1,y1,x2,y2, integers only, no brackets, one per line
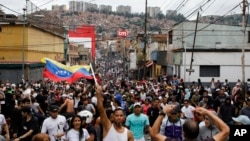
41,115,69,141
66,128,90,141
31,102,40,113
74,97,81,108
0,92,5,104
91,96,97,106
199,121,205,128
0,114,6,134
181,105,195,119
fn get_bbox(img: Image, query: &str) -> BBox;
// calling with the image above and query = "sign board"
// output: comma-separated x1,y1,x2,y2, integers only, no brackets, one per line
68,25,96,60
186,69,195,72
118,30,128,37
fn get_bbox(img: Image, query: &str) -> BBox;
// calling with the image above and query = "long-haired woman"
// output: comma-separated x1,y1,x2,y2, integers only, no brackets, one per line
66,115,90,141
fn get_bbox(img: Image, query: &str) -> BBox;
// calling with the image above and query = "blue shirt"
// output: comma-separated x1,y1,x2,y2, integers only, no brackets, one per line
125,113,149,139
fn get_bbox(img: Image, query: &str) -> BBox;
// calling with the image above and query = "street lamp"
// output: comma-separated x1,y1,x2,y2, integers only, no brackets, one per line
22,8,26,79
183,42,187,82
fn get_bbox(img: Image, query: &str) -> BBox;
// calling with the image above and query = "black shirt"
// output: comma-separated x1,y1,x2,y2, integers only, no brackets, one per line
147,107,160,126
86,124,97,141
10,108,23,136
21,116,40,141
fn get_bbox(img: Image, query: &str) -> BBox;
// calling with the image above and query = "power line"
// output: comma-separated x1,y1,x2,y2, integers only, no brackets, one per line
172,2,242,42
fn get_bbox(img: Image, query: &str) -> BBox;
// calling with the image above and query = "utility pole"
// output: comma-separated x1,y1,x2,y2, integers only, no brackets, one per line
63,26,69,64
122,37,126,78
22,7,26,80
242,0,246,95
189,12,199,76
143,0,148,79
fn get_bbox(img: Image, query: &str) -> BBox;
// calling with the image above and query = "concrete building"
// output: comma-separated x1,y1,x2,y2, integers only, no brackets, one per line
116,5,131,14
148,7,161,17
68,42,80,65
69,1,78,12
69,1,98,12
167,22,250,83
86,2,98,11
0,17,65,83
99,5,112,13
52,5,67,12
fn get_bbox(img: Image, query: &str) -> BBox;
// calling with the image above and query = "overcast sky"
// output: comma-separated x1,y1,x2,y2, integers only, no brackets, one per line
1,0,243,18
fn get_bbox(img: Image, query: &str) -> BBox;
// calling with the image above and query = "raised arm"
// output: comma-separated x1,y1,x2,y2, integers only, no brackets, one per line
95,84,111,136
150,104,175,141
58,99,67,113
195,107,230,141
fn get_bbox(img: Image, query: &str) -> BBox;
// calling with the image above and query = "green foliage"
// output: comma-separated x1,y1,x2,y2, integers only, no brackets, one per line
156,13,165,20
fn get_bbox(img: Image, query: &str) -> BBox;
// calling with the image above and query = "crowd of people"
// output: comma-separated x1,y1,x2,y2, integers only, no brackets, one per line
0,75,249,141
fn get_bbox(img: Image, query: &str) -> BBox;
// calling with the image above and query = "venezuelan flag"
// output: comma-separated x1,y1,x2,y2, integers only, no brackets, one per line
41,58,93,83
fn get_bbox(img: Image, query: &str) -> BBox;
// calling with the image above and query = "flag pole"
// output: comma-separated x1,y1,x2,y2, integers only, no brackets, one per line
90,63,97,84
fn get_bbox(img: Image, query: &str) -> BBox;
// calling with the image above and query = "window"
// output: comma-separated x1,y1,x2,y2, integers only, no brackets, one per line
200,65,220,77
82,55,88,61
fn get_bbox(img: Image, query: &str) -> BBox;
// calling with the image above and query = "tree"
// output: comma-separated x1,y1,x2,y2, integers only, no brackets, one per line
156,13,165,20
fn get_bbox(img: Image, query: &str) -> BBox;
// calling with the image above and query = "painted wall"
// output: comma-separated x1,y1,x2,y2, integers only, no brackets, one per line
0,25,64,63
172,22,249,49
0,24,64,83
168,22,250,83
180,52,250,82
27,27,64,61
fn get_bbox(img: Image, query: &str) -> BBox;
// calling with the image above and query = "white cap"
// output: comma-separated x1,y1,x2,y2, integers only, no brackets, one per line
134,102,141,107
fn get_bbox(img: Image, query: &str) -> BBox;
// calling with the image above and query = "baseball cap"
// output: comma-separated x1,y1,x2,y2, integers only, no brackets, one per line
232,115,250,125
134,102,141,107
49,105,59,112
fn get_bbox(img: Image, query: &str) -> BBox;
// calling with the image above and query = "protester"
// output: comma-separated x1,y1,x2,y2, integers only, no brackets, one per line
65,115,90,141
0,113,10,141
14,106,40,141
218,96,234,125
150,105,230,141
125,102,150,141
0,75,245,141
95,84,134,141
147,98,161,127
240,97,250,118
232,115,250,125
10,99,23,139
159,106,184,140
181,99,195,120
197,111,220,140
41,105,68,141
78,110,97,141
32,133,50,141
58,93,75,119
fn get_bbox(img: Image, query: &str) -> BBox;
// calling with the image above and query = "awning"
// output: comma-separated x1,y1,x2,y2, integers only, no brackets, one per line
145,60,153,67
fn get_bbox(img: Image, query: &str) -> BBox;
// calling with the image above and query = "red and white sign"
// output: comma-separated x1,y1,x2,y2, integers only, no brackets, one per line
68,25,96,60
117,30,128,37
